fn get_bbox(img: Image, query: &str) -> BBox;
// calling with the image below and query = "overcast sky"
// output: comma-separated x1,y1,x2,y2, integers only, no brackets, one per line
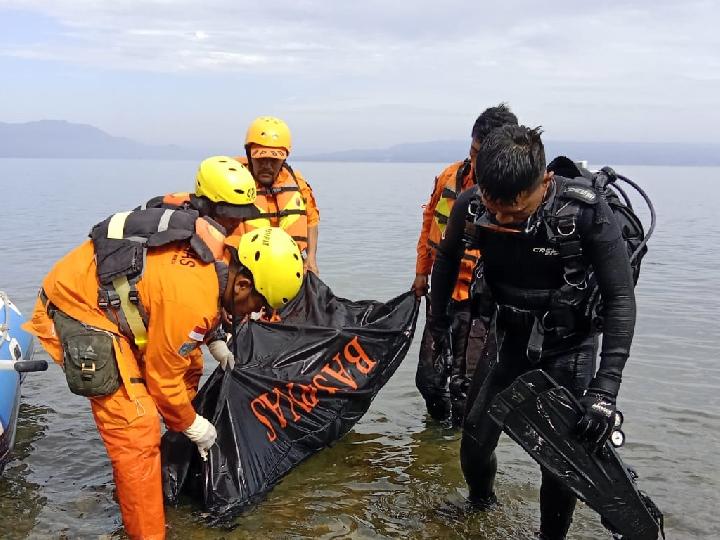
1,0,717,154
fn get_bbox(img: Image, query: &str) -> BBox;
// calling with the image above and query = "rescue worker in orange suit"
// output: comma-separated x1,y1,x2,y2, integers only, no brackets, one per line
23,213,304,540
143,156,261,383
234,116,321,275
144,155,261,243
412,105,518,423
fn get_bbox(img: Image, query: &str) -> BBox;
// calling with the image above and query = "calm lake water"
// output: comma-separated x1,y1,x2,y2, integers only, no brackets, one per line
0,159,718,539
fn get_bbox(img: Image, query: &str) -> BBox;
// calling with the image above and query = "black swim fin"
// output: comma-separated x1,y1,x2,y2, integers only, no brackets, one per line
489,369,664,540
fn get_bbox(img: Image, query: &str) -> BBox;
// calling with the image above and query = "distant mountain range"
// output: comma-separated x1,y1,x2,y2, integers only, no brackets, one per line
2,120,719,166
0,120,192,159
299,140,720,166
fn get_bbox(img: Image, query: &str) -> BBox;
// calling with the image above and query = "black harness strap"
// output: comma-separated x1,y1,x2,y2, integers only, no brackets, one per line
257,185,301,196
441,187,458,200
465,177,600,362
433,211,449,225
428,239,477,263
254,208,307,219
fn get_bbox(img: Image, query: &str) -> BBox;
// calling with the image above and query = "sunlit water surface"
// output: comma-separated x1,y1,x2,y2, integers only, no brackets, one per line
0,160,718,539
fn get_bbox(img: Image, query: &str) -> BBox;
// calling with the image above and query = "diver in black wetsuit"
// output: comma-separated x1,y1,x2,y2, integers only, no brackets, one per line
429,125,636,540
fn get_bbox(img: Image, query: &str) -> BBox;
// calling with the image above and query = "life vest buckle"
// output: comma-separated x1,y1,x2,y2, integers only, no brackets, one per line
540,311,557,332
98,289,122,310
556,218,576,237
128,288,140,305
81,361,96,381
563,272,587,290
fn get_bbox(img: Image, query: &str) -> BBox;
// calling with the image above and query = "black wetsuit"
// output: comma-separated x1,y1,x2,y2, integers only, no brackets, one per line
430,179,636,539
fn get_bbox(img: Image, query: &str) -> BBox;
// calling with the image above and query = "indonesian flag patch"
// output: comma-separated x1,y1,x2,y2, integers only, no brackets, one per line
188,326,207,342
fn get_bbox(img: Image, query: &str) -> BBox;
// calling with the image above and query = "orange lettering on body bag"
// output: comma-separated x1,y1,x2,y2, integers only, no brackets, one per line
321,353,358,389
286,382,319,413
250,388,292,442
312,373,341,394
343,336,377,375
251,395,278,442
249,335,376,443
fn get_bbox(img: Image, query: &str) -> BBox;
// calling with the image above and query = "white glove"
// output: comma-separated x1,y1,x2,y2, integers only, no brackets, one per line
183,414,217,461
208,338,235,371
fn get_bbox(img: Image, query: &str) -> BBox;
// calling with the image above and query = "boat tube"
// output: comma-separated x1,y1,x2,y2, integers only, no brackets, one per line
1,291,47,474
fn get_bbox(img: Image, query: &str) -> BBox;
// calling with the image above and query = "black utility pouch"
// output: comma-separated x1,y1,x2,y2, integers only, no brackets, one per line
53,311,121,397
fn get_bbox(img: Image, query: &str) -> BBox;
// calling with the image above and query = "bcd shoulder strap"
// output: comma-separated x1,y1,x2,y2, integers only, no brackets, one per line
462,194,486,250
556,176,600,206
546,176,599,287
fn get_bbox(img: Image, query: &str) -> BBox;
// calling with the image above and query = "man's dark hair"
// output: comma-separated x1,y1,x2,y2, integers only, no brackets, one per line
475,125,546,204
471,103,519,141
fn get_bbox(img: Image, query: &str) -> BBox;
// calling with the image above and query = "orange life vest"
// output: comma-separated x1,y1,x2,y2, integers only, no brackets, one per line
427,159,481,302
90,208,227,351
160,192,193,208
235,157,309,252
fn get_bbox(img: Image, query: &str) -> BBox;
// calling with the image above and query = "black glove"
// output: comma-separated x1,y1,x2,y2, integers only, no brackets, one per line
427,312,452,375
427,312,451,349
576,389,617,451
450,374,471,425
449,374,471,401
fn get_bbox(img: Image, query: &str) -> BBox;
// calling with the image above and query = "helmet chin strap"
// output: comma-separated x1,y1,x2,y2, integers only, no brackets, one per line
244,146,254,176
230,287,240,362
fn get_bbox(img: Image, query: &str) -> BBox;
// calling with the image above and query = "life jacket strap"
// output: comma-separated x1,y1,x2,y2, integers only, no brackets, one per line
254,208,307,219
257,185,301,196
428,239,477,264
98,276,149,351
433,211,449,225
112,276,149,350
440,187,458,200
107,211,132,239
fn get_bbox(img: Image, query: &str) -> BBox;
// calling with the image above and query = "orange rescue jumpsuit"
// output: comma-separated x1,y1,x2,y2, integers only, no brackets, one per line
416,160,478,300
24,240,220,540
415,161,489,421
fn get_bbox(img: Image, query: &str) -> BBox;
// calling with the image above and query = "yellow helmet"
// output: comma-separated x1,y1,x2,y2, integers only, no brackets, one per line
245,116,292,154
195,156,257,205
235,227,303,309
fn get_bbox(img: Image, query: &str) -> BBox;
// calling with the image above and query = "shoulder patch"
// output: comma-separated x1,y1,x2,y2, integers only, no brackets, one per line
178,340,197,357
562,184,599,204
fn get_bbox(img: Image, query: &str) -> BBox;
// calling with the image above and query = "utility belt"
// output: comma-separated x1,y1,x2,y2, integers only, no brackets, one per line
493,281,593,364
39,288,57,318
40,288,144,397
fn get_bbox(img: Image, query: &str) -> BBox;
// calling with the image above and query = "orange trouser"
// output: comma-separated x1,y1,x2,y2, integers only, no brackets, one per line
29,304,205,539
89,341,203,539
91,384,165,540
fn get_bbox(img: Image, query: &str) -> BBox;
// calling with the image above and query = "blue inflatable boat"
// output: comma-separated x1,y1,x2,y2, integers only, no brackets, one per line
0,291,47,474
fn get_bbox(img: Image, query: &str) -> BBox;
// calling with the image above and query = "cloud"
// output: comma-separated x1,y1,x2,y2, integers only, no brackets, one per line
1,0,718,147
1,0,715,79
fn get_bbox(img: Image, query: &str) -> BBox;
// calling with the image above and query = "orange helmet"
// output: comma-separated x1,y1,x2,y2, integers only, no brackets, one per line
245,116,292,154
